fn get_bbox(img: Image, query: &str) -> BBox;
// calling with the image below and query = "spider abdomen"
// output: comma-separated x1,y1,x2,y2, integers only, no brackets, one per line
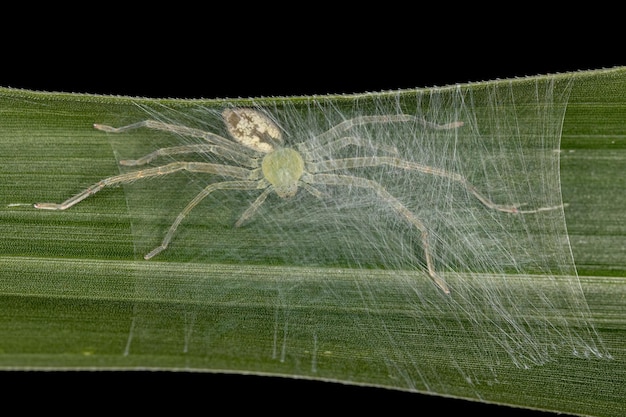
262,148,304,198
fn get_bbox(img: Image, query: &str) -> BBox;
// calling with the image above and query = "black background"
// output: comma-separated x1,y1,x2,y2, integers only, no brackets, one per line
3,56,620,101
1,19,621,416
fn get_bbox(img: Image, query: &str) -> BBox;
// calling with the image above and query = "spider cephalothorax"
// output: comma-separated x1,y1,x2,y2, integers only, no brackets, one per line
261,147,304,198
31,107,563,294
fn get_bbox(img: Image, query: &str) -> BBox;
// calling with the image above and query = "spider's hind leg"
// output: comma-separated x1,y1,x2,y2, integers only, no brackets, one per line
145,180,264,259
118,144,260,169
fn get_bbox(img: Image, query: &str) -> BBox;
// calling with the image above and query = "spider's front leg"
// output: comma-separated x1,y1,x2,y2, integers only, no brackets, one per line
297,135,400,160
304,172,451,295
310,156,566,215
314,114,464,144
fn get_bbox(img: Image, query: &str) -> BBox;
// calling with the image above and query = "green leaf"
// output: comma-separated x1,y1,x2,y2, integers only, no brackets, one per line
1,67,624,417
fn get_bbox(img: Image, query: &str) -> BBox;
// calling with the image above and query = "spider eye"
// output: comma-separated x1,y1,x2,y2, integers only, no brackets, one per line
223,108,283,153
275,184,298,199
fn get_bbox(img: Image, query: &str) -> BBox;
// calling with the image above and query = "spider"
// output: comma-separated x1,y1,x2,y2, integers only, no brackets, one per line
33,107,560,294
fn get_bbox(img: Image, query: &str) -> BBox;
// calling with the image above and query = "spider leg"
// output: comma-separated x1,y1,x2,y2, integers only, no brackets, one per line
34,162,256,210
145,179,266,259
234,184,273,228
303,172,450,294
314,114,463,144
119,144,259,169
297,135,399,160
300,183,327,199
94,120,255,157
309,156,562,214
234,182,326,231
